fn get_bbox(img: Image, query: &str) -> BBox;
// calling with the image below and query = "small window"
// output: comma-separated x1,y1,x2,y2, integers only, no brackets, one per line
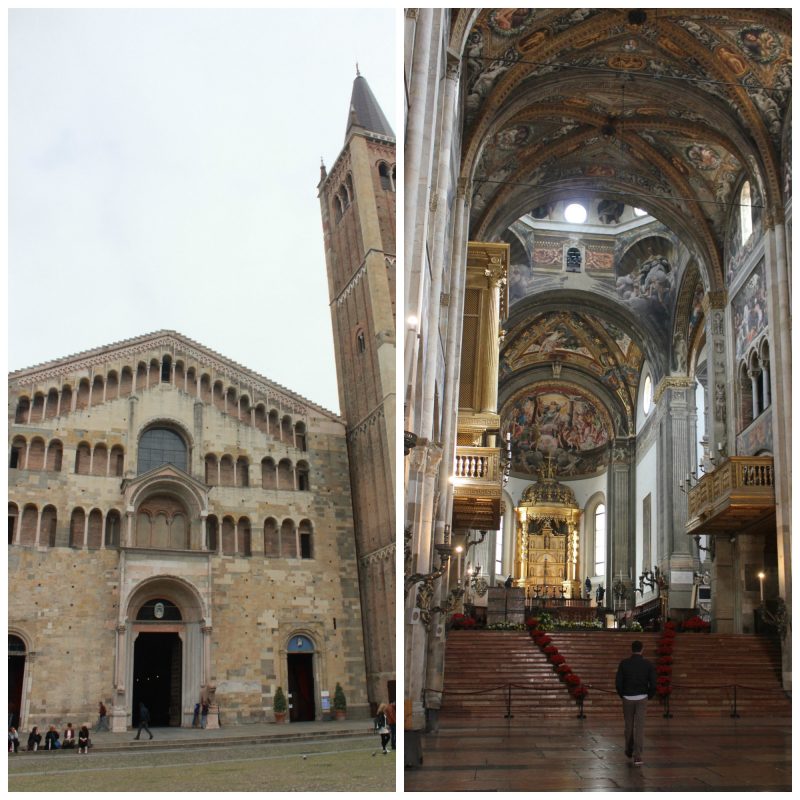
740,181,753,243
357,331,366,354
594,504,606,577
564,203,587,224
642,375,652,415
565,247,582,272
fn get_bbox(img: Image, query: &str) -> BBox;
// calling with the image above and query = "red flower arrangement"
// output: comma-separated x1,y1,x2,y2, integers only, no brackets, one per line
565,674,581,686
570,685,588,699
683,615,711,632
656,665,672,676
450,613,476,629
526,617,540,630
536,634,552,646
550,653,566,666
543,645,558,655
557,663,572,675
657,655,673,665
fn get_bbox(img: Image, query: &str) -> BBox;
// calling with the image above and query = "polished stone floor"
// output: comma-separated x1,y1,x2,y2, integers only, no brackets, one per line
404,716,792,792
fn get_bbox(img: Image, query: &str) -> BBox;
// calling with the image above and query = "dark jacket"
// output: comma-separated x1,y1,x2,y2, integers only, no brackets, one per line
616,653,657,699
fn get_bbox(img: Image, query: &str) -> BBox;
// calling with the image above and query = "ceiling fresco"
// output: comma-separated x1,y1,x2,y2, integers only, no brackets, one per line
501,384,613,479
457,9,791,291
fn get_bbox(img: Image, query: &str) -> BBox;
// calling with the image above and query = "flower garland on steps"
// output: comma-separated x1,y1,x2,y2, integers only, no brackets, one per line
656,620,676,718
526,617,588,716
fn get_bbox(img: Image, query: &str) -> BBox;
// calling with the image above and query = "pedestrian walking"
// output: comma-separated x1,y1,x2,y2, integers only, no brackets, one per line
385,701,396,751
95,701,109,732
201,701,209,729
374,703,390,754
134,702,153,740
192,703,200,728
615,639,657,766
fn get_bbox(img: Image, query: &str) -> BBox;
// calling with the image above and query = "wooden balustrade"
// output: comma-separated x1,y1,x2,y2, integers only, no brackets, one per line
686,456,775,536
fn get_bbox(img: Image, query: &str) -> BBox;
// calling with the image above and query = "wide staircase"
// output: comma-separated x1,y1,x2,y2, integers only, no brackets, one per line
441,630,790,722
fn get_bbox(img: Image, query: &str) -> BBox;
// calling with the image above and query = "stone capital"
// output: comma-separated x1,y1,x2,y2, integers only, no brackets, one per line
654,376,694,404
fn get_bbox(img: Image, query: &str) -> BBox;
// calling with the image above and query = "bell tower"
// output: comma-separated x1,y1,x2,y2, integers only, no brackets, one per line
317,72,396,709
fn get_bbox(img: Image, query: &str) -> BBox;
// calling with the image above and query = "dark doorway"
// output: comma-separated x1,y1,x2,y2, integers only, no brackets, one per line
132,632,182,727
387,679,396,704
288,653,315,721
9,636,26,729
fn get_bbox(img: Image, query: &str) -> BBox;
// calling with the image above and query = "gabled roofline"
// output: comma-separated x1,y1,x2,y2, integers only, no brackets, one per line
8,329,343,423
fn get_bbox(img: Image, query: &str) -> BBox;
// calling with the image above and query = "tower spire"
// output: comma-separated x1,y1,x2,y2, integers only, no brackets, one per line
344,72,394,141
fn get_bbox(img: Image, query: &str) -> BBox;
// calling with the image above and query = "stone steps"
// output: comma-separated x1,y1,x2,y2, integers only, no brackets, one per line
440,630,790,721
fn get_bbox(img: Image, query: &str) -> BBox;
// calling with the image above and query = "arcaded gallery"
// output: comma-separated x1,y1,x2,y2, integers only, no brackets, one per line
404,9,790,789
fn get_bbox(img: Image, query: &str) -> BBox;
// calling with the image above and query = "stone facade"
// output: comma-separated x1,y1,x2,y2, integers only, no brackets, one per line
8,330,369,731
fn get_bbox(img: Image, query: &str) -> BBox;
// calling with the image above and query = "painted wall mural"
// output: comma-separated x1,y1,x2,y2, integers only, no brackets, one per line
732,261,768,361
615,254,675,326
687,280,705,345
502,387,612,478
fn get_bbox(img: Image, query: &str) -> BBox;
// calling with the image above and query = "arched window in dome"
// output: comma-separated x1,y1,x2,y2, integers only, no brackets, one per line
642,375,653,416
137,427,187,474
740,181,753,243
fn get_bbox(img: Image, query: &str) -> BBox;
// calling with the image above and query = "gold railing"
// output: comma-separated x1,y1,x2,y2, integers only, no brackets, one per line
451,446,502,530
686,456,775,535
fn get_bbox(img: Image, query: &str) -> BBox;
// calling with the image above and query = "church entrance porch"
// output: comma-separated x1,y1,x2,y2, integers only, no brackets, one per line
132,632,182,727
288,654,315,722
8,635,26,730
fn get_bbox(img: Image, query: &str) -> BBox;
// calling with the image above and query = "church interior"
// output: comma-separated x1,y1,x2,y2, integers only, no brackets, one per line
404,8,791,788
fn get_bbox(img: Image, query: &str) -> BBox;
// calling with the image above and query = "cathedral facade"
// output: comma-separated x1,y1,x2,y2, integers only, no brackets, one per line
9,331,370,730
404,7,791,746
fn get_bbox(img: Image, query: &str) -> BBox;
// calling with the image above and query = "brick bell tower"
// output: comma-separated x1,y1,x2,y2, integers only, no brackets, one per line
317,71,396,711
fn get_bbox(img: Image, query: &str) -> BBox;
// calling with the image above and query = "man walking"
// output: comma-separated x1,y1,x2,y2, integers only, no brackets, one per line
134,702,153,740
615,639,657,766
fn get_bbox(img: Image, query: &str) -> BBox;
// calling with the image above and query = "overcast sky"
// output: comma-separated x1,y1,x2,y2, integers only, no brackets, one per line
8,8,396,415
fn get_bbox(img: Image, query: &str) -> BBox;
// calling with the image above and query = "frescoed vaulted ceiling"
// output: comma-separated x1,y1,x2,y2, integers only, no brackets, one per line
456,8,791,482
457,9,791,288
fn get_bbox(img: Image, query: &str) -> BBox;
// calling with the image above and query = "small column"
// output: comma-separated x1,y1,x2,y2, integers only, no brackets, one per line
748,368,761,418
100,510,106,550
111,624,128,732
125,509,135,547
82,513,89,549
34,507,42,548
761,358,771,408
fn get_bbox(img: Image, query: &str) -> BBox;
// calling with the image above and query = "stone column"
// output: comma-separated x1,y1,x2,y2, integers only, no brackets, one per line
763,219,791,689
477,262,504,414
607,440,634,590
656,378,696,608
748,367,761,417
703,294,729,456
111,624,128,732
201,625,213,691
127,396,139,478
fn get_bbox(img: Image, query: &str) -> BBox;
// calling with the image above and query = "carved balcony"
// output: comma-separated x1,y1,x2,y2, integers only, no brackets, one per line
451,446,502,530
686,456,776,536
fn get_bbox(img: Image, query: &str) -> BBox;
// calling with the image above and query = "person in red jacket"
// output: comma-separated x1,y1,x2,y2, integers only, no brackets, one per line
615,640,657,766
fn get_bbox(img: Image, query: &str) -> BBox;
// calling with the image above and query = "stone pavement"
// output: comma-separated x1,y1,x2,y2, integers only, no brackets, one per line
51,719,375,753
404,716,791,792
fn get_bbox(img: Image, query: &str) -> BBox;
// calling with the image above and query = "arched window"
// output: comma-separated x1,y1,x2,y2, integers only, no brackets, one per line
15,397,30,424
87,509,103,549
379,161,392,191
278,459,293,491
280,519,296,558
76,379,90,410
294,422,307,451
261,457,277,490
161,356,172,383
69,508,85,548
642,374,653,415
136,363,148,391
31,393,45,422
105,510,121,548
137,427,187,474
46,440,63,472
299,519,313,559
207,515,219,552
594,504,606,578
236,457,249,487
110,445,124,477
219,455,235,486
20,504,37,547
268,409,281,439
27,438,45,471
10,436,25,469
281,416,293,443
221,516,235,555
106,371,119,400
8,503,19,545
238,517,251,557
205,454,218,485
92,444,108,476
75,443,91,475
264,517,279,557
91,376,104,406
255,405,268,433
45,389,59,418
740,181,753,243
297,461,310,491
120,367,133,396
41,505,57,548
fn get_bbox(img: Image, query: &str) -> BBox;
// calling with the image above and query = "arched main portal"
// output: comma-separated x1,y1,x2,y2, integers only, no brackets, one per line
118,577,208,730
287,634,316,722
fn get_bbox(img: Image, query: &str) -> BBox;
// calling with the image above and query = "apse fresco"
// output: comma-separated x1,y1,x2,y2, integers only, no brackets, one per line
503,388,611,478
522,323,593,359
732,261,768,361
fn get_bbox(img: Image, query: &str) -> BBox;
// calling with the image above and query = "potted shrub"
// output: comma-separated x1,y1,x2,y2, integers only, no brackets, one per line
333,682,347,720
273,687,288,724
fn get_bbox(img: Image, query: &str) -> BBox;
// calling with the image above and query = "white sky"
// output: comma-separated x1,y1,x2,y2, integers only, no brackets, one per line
8,8,396,415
